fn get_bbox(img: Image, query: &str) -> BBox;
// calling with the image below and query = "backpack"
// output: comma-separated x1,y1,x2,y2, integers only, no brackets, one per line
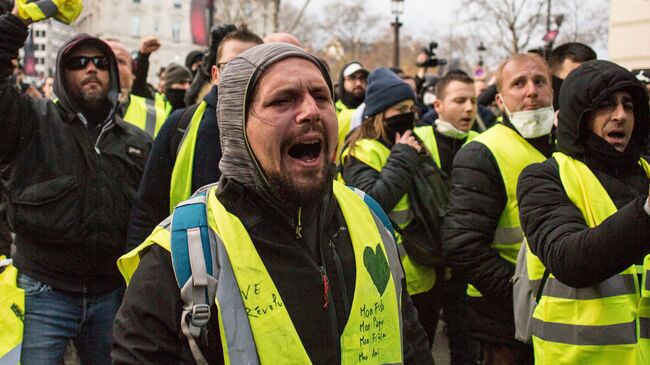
512,238,549,344
170,186,396,364
396,152,449,268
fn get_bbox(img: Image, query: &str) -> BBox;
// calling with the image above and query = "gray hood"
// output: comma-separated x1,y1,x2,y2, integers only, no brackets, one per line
218,42,333,200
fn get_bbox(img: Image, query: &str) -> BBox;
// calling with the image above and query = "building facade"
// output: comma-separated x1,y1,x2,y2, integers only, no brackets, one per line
608,0,650,70
27,0,278,83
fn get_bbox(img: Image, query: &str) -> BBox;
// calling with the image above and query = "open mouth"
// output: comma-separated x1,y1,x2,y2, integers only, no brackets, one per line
607,131,626,140
288,140,322,162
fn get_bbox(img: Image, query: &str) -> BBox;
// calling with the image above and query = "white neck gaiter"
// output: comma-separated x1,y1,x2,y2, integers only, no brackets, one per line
435,119,470,139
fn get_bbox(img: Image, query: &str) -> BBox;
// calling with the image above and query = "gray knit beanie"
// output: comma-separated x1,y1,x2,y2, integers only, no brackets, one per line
163,63,192,86
218,42,333,195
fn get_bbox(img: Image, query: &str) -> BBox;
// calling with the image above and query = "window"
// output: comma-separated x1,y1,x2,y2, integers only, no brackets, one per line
131,16,141,37
133,0,140,2
172,20,181,42
173,0,181,8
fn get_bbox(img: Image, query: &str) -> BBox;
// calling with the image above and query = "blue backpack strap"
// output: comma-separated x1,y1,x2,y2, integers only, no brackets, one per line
348,186,396,240
171,191,213,287
170,189,218,365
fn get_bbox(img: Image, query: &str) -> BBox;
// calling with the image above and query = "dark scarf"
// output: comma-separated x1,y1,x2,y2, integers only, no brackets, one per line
583,131,641,176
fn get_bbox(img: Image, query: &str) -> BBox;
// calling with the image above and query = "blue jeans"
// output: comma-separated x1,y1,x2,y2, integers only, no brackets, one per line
17,273,122,365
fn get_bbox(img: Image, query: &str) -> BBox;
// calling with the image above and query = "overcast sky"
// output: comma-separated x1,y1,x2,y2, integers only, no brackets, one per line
284,0,609,58
286,0,459,37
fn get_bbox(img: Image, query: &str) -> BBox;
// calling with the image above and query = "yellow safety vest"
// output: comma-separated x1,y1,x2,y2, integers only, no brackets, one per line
123,93,171,138
640,255,650,361
341,134,441,295
0,256,23,365
526,152,650,364
467,123,545,297
119,181,404,364
413,125,478,170
336,100,356,160
169,101,208,212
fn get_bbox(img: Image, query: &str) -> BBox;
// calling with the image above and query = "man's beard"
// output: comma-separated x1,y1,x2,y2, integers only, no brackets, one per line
341,88,365,109
266,162,336,207
75,76,108,110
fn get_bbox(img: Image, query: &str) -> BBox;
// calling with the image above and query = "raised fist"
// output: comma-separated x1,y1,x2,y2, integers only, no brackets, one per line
139,36,161,55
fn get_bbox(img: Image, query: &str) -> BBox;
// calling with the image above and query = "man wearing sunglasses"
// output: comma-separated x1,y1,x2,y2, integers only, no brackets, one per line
0,5,151,364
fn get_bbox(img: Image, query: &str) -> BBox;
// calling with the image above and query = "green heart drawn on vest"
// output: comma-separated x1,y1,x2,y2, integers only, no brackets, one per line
363,244,390,295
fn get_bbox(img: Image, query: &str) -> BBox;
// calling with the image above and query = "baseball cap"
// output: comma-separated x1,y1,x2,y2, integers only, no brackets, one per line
343,62,369,77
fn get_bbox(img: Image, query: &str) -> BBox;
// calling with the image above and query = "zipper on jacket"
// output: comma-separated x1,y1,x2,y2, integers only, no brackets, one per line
319,266,330,309
328,231,350,319
294,206,303,239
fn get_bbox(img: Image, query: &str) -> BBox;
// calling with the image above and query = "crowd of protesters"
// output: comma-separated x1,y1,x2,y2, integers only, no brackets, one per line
1,0,650,365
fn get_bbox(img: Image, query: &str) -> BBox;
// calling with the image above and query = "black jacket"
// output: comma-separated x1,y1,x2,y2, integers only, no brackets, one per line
341,141,420,213
112,177,433,364
518,60,650,289
0,14,152,293
441,120,553,345
126,85,220,250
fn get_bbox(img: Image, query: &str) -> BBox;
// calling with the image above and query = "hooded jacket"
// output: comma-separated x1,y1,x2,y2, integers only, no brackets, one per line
0,14,152,293
113,43,432,364
518,60,650,288
441,117,554,345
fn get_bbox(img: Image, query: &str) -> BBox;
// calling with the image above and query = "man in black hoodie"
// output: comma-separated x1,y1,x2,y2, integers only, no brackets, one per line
442,53,555,364
518,60,650,364
0,5,151,364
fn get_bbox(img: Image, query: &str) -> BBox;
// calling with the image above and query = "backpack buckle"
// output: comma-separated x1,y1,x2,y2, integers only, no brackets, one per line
190,303,211,328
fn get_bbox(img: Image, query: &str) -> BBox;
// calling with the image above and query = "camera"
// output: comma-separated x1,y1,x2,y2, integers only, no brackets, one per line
416,42,448,68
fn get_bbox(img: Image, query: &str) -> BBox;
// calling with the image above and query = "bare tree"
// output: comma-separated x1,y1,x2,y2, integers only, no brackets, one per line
277,1,321,50
555,0,608,51
462,0,546,56
319,0,383,62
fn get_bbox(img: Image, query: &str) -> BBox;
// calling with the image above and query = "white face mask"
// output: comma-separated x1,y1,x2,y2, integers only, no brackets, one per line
435,119,469,139
423,92,436,106
502,102,555,138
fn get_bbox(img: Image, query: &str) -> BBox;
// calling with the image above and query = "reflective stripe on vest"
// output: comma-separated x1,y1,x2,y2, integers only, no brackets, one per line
414,125,478,169
123,94,171,138
336,99,355,159
0,257,24,365
466,123,545,297
118,181,404,364
527,152,650,364
341,138,435,295
641,255,650,349
169,101,208,212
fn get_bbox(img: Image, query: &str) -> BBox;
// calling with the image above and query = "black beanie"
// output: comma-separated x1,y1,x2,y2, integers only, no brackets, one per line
364,67,415,118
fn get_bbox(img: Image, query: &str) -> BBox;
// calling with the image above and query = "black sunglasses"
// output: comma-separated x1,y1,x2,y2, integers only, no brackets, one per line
65,56,109,71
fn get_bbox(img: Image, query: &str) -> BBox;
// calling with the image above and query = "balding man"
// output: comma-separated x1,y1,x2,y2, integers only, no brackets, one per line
263,32,301,47
442,53,555,365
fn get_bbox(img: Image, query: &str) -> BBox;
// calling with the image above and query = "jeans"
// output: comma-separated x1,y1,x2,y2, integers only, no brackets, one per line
17,273,122,365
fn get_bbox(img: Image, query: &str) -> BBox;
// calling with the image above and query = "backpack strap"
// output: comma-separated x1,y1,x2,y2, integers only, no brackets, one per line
170,190,218,365
169,103,202,159
348,187,396,240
